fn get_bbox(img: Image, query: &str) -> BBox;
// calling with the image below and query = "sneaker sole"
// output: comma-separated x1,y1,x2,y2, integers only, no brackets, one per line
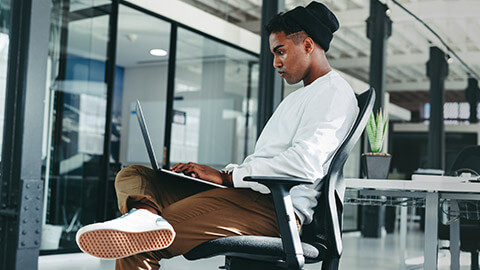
77,229,175,259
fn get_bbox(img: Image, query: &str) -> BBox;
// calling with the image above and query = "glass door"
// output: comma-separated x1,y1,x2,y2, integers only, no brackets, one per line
42,0,112,252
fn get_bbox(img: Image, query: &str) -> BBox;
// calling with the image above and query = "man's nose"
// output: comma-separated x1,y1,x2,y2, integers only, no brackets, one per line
273,56,282,68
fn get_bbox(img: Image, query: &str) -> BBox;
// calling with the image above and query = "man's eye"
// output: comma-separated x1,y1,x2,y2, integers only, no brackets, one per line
277,50,284,55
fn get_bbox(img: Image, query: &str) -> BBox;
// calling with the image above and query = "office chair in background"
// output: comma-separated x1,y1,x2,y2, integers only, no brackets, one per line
184,88,375,270
440,146,480,270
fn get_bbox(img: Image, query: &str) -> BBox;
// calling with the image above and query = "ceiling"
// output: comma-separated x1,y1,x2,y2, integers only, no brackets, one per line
177,0,480,111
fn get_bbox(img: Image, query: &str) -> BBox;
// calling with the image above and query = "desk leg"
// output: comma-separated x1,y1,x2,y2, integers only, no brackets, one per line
450,201,460,270
425,192,439,270
400,206,407,270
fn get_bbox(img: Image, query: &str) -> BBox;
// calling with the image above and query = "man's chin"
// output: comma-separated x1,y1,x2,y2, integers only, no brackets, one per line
284,78,301,85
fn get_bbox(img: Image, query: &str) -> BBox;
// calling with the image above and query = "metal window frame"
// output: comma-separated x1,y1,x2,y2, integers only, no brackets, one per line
99,0,119,222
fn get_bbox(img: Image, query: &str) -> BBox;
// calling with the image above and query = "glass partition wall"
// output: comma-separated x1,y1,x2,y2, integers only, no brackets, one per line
43,0,112,252
0,1,9,256
0,0,9,161
42,1,260,253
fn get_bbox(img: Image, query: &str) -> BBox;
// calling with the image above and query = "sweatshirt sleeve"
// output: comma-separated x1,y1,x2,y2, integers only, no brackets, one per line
232,86,358,194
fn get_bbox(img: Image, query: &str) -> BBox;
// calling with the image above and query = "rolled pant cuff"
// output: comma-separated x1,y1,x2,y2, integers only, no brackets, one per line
120,194,163,215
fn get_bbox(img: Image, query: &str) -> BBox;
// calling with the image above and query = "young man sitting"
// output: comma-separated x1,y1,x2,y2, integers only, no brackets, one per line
76,2,358,269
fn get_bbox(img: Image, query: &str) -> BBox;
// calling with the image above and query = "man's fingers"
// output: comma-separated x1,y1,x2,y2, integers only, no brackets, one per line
183,166,198,174
170,163,183,171
183,168,197,178
177,163,197,174
172,163,187,172
186,166,206,178
176,164,188,173
171,162,205,176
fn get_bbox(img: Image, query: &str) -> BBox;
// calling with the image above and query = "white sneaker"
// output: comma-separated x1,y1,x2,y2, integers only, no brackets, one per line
76,208,175,259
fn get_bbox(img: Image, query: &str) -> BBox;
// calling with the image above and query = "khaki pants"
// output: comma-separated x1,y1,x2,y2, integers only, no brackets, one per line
114,165,281,270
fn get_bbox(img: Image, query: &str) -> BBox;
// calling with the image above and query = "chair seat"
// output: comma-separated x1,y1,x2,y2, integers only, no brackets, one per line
183,235,328,264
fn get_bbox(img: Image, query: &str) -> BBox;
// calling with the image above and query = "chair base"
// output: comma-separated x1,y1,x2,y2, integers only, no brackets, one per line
223,256,340,270
224,256,287,270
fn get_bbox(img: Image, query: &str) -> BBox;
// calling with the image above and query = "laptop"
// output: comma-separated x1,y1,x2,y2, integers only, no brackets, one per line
135,100,226,188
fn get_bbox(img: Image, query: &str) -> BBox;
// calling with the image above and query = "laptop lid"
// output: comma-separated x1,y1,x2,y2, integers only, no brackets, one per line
135,100,226,189
135,100,160,171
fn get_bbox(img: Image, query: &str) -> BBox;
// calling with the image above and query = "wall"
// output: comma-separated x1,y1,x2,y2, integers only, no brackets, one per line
119,63,169,165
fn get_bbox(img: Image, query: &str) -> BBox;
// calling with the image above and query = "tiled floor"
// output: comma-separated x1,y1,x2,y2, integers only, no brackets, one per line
39,227,475,270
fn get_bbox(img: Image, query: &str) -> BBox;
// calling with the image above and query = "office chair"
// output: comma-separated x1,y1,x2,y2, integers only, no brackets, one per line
440,146,480,270
184,88,375,270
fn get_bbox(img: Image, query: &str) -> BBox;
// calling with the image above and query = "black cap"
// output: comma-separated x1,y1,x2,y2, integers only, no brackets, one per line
283,1,339,51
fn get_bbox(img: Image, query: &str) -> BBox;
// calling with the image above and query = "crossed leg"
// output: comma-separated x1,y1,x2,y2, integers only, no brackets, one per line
114,165,280,270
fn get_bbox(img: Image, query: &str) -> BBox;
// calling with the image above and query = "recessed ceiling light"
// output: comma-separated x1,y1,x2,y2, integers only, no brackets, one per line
150,49,167,56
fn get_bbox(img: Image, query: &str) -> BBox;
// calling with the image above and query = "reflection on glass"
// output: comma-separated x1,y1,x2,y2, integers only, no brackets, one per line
115,5,171,168
42,0,110,251
0,0,9,159
172,28,259,168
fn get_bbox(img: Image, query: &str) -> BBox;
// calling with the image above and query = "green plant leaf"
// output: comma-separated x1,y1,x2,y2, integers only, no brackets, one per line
373,109,383,152
383,113,389,141
365,108,389,153
366,112,376,152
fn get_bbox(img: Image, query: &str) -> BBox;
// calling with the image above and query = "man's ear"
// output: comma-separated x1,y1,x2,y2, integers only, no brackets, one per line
304,37,315,54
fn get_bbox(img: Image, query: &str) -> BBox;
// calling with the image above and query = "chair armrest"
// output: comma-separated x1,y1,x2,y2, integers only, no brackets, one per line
244,176,313,186
243,176,313,269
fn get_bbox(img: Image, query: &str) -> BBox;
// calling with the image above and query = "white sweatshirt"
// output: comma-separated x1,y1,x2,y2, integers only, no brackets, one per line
223,70,359,225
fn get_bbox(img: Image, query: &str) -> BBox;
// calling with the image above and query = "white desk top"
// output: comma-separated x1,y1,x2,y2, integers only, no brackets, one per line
345,177,480,193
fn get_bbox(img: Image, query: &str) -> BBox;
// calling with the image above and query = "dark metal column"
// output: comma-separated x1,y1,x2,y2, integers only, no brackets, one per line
244,61,256,158
99,1,119,222
366,0,392,112
257,0,284,137
426,46,449,169
163,23,178,169
362,1,392,239
465,78,479,123
0,0,50,269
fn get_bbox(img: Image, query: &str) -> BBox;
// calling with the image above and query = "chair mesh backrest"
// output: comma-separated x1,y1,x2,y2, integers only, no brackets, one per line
301,88,375,257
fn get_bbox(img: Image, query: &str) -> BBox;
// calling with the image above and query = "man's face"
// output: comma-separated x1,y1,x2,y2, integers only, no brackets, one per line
269,31,309,85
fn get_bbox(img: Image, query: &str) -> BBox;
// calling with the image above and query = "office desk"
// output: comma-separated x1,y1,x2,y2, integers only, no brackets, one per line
345,178,480,270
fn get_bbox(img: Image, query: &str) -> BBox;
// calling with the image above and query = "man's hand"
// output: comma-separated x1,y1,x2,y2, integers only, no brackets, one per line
170,162,223,185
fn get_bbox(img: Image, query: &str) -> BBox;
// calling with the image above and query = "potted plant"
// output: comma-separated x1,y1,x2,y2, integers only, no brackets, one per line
362,108,391,179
